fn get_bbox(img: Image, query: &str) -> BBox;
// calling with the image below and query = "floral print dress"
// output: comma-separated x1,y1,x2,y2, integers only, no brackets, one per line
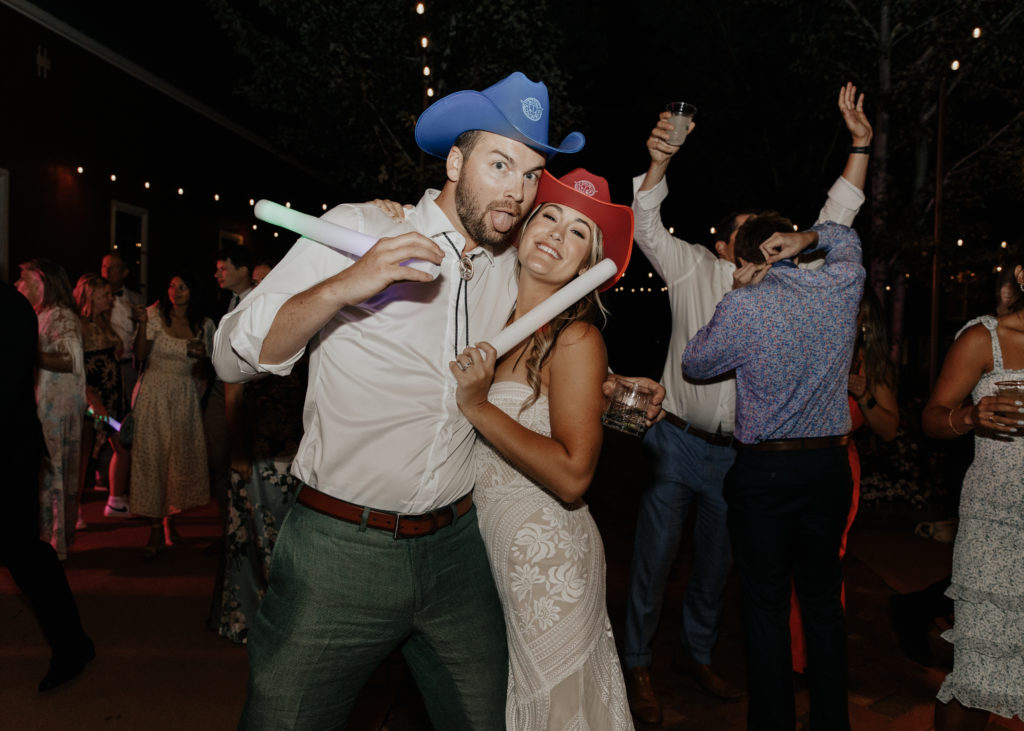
82,320,125,423
217,359,306,644
937,316,1024,719
35,306,85,559
474,381,633,731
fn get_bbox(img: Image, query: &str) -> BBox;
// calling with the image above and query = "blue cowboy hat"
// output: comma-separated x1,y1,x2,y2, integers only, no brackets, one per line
415,72,585,159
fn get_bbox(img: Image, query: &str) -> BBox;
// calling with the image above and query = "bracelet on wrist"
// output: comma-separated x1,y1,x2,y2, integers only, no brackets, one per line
861,395,877,410
948,408,966,436
849,145,871,155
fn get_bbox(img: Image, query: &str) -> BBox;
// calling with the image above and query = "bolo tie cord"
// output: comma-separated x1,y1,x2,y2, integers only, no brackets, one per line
442,233,470,359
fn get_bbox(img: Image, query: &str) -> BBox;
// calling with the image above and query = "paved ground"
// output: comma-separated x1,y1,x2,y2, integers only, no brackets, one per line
2,431,1022,730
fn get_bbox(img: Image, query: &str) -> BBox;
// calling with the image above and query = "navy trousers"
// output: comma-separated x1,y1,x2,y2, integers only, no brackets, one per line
725,446,853,731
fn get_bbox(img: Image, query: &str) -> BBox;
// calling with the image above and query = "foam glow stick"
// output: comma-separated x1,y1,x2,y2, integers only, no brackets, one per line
488,257,618,358
254,200,439,278
86,406,122,432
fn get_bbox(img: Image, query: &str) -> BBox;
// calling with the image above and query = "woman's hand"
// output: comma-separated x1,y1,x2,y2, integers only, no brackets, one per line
848,373,868,400
230,454,253,483
368,199,412,221
449,343,497,416
86,386,109,418
967,394,1024,434
131,304,148,323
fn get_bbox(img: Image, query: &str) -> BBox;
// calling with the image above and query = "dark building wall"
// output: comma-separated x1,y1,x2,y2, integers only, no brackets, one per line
0,5,339,310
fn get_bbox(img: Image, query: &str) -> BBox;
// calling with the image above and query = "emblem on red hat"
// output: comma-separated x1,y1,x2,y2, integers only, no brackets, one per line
574,180,598,197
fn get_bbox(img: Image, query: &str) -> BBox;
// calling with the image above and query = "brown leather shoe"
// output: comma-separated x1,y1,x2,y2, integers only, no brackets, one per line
625,666,663,725
672,651,744,702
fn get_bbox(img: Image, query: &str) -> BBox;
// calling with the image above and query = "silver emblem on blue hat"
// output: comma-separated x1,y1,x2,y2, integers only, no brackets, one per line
521,97,544,122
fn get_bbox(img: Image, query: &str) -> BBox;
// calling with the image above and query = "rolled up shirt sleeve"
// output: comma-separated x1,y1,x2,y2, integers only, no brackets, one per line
212,205,367,383
213,291,304,381
816,175,865,228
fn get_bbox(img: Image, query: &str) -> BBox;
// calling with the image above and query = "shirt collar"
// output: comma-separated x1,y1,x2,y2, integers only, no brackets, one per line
413,189,496,266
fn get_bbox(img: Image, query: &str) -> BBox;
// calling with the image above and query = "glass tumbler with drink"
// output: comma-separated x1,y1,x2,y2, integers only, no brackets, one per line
995,379,1024,436
602,378,654,437
186,338,206,359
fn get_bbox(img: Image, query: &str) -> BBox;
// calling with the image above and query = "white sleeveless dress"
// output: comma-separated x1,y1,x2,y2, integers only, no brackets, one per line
937,316,1024,719
473,381,633,730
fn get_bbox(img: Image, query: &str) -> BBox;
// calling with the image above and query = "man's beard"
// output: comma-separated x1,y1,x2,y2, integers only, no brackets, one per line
455,180,522,250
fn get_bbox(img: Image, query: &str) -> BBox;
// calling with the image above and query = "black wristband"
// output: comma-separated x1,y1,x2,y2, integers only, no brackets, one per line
849,145,870,155
861,395,877,410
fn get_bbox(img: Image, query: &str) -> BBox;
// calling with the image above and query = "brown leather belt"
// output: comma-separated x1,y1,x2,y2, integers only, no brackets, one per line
737,435,849,452
297,488,473,539
663,411,734,447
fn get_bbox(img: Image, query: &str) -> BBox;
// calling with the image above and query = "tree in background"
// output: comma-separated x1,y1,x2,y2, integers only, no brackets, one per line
207,0,575,202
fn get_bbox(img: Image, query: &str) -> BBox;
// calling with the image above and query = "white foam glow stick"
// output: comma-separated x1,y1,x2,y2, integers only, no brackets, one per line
253,200,440,278
488,258,618,358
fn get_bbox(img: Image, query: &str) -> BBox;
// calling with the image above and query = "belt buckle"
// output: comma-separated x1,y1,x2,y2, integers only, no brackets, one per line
392,513,406,540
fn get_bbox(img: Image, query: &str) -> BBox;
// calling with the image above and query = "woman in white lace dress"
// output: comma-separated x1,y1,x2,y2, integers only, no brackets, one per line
922,264,1024,729
451,169,635,730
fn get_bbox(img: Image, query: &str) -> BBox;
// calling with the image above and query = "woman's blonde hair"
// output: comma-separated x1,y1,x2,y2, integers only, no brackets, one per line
73,273,113,325
512,203,608,413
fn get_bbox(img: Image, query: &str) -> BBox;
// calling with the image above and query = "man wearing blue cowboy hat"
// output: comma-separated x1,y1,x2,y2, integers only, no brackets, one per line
214,72,645,729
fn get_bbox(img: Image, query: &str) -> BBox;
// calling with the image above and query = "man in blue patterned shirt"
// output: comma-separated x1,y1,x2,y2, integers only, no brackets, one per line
682,214,864,731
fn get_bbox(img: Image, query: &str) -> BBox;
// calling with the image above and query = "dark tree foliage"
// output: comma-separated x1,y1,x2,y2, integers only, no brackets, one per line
208,0,575,202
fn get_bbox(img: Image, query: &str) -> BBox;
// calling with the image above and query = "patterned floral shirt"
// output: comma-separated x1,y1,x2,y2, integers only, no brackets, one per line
681,221,864,444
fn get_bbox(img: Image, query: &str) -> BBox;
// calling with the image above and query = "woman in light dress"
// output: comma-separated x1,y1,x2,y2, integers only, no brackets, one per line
450,169,635,730
922,264,1024,729
130,272,213,558
16,259,85,560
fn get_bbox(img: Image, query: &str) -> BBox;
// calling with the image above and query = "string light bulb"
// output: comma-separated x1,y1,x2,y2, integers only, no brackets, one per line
415,2,424,14
109,174,117,182
76,166,84,174
177,187,184,195
423,65,430,76
144,181,150,189
427,88,434,97
420,36,428,48
957,238,964,247
951,59,960,71
972,27,981,38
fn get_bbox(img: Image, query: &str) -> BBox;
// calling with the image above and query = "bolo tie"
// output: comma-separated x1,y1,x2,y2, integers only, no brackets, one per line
442,233,474,359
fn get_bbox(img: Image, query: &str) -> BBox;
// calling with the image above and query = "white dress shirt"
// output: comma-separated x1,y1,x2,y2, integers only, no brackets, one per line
631,174,864,434
214,189,518,513
109,287,144,359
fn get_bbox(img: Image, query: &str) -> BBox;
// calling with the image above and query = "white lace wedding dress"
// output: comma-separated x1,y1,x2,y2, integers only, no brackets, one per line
474,381,633,730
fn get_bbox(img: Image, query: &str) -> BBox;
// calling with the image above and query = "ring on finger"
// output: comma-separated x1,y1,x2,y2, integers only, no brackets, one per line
457,360,469,371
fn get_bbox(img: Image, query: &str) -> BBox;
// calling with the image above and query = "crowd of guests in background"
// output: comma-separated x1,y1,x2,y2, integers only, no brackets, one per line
7,244,307,663
4,69,1020,731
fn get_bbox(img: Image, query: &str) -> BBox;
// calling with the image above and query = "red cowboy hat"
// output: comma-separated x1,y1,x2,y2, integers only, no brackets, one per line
532,169,633,291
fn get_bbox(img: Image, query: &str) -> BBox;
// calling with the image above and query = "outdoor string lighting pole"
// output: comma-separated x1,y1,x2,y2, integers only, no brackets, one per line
929,68,947,389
